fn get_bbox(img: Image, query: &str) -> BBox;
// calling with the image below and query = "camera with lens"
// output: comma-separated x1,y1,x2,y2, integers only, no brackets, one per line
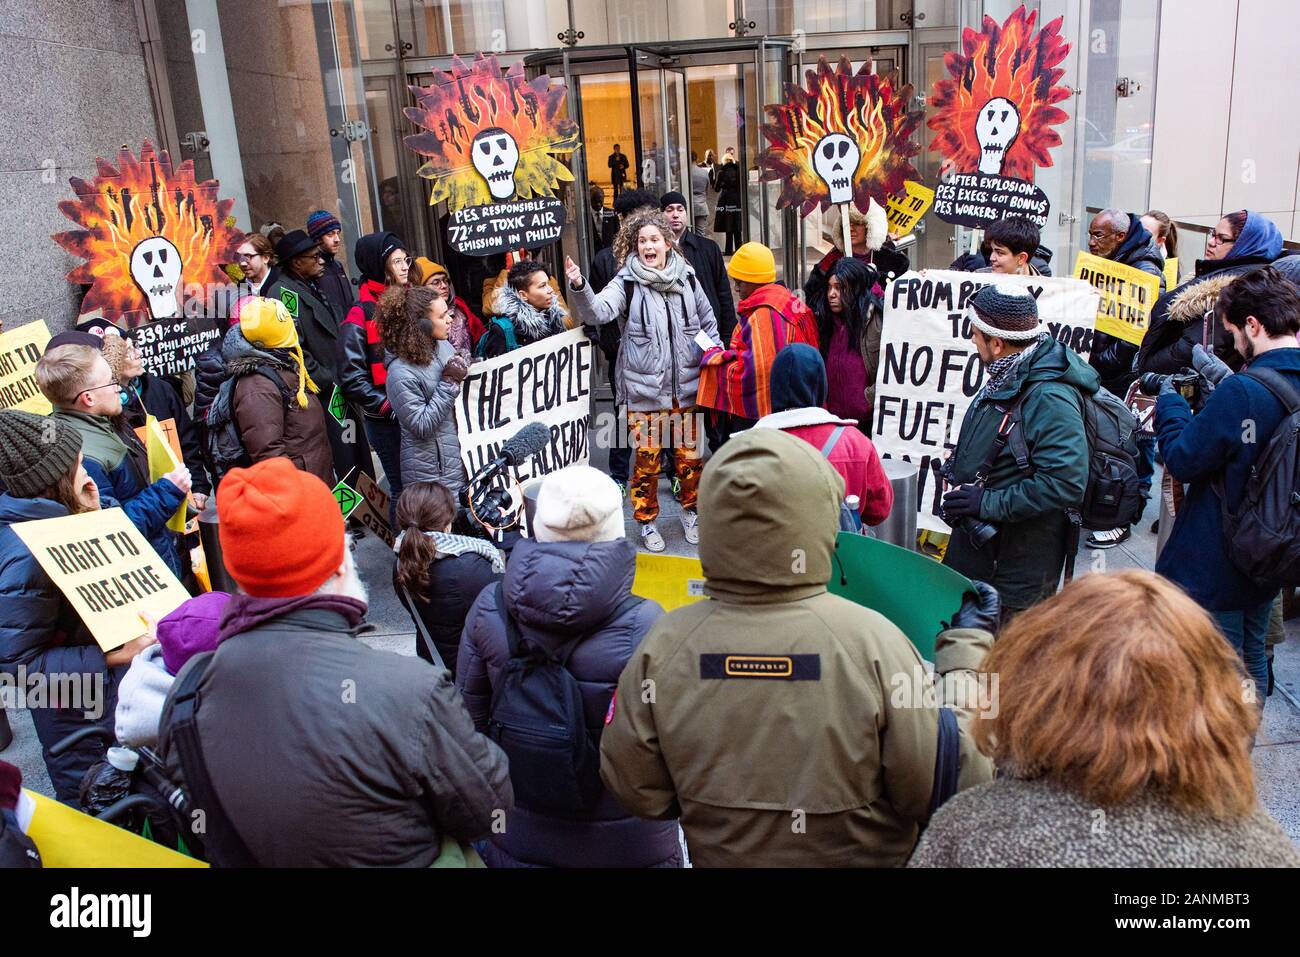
940,459,999,550
1138,368,1205,411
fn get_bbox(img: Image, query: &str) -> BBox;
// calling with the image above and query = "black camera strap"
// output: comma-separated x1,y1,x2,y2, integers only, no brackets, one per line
975,390,1032,484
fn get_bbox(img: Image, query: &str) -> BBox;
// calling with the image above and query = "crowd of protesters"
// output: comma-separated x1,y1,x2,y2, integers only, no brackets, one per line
0,193,1298,871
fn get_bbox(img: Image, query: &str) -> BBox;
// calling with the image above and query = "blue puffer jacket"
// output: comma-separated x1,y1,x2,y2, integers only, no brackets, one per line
0,494,124,803
456,536,682,868
1155,347,1300,611
49,410,187,578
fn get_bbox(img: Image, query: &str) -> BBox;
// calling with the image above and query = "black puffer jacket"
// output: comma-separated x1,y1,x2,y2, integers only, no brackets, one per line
395,550,501,675
1088,215,1166,395
456,536,681,868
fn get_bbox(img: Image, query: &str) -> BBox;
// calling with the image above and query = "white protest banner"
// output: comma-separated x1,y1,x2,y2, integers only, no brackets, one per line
872,269,1100,533
455,327,594,522
13,507,189,652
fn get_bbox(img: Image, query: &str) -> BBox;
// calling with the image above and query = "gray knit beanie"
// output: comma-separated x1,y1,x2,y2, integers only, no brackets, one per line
968,282,1041,341
0,409,83,498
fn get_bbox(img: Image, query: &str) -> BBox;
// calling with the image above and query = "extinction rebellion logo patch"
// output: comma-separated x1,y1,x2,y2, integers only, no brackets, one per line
699,654,820,681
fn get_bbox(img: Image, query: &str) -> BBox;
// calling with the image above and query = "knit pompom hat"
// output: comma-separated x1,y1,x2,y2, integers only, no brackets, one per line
0,409,82,498
967,282,1041,341
533,465,626,543
238,296,318,407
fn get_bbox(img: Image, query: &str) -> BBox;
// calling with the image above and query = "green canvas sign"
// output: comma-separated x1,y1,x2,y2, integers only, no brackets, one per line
828,532,975,660
327,385,347,424
279,288,299,317
332,480,361,520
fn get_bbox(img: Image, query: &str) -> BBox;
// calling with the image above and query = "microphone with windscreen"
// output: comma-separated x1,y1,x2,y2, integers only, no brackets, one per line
460,421,551,533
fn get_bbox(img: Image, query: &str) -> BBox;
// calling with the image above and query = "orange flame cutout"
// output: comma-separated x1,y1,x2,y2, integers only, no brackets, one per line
52,140,239,323
405,54,579,212
926,4,1072,181
759,55,921,217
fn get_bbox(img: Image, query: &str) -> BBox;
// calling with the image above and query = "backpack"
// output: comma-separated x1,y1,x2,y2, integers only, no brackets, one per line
819,425,868,534
994,383,1143,532
205,365,296,484
1214,368,1300,587
475,316,519,359
487,581,643,817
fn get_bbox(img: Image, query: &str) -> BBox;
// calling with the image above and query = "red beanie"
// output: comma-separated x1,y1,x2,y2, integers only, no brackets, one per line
217,458,345,597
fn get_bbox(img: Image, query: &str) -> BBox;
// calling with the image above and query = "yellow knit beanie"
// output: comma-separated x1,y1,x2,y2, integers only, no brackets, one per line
238,296,318,408
726,242,777,284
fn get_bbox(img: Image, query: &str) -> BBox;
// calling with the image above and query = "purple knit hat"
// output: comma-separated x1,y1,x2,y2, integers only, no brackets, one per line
306,210,342,242
158,591,233,675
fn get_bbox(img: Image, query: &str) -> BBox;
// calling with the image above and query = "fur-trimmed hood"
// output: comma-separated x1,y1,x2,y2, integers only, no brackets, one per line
491,284,568,341
1167,273,1238,325
826,200,888,253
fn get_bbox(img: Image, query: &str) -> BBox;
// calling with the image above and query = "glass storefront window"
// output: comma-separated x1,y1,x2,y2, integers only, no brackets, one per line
354,0,399,60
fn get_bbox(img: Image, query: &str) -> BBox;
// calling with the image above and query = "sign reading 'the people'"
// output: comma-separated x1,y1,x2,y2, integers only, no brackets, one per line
455,326,594,491
446,197,566,257
871,270,1099,533
13,508,189,652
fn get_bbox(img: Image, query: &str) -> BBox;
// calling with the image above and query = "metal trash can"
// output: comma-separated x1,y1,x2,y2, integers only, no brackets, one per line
198,500,239,594
874,458,919,551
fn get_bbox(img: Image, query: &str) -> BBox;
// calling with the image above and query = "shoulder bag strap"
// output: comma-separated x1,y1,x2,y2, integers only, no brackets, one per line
168,653,260,867
820,425,847,458
401,584,447,670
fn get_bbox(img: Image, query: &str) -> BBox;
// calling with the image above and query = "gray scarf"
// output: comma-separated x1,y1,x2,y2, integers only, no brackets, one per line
392,529,506,573
628,249,690,294
972,334,1045,411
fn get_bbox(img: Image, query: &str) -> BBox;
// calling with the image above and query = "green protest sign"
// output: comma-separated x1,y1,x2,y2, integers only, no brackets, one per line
327,385,347,424
332,480,361,519
279,288,299,317
828,532,974,660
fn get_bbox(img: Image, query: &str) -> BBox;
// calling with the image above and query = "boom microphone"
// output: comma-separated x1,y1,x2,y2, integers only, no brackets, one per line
500,421,551,467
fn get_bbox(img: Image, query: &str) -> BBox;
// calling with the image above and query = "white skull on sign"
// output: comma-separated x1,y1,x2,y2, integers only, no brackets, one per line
812,133,860,206
129,236,182,319
471,126,520,200
975,97,1021,175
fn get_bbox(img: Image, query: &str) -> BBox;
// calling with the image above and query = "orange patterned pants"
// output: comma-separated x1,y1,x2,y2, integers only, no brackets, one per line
627,406,702,523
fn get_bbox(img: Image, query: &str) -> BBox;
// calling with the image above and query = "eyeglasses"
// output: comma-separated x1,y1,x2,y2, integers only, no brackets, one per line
1208,231,1235,246
235,252,263,263
76,381,121,401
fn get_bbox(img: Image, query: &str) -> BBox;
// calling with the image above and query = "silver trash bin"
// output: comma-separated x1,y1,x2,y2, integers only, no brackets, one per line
874,458,919,550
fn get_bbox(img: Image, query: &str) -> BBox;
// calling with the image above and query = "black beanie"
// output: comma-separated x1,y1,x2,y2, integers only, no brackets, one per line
0,409,83,498
659,191,688,211
770,343,828,413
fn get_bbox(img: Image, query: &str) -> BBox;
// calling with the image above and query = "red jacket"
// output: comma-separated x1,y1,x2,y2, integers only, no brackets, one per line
754,408,894,526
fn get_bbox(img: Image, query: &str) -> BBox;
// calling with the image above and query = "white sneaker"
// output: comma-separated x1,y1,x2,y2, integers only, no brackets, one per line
681,509,699,545
640,522,666,552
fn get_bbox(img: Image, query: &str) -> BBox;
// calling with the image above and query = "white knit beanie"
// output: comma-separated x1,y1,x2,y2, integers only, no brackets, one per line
533,465,626,543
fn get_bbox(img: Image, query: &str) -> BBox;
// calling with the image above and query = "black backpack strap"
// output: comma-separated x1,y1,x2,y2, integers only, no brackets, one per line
1237,368,1300,415
168,652,259,867
928,707,961,817
974,390,1031,484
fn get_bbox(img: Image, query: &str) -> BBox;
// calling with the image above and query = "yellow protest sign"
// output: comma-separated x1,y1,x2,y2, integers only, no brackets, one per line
885,181,935,237
632,553,707,611
0,320,53,415
1163,256,1178,291
12,507,189,651
1073,251,1161,346
134,415,187,533
22,790,206,868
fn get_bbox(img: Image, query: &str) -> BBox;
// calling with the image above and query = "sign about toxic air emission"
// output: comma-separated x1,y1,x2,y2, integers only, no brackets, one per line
14,507,189,651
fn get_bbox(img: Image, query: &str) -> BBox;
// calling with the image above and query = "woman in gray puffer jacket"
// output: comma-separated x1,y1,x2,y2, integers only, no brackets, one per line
564,208,720,552
457,465,682,868
382,285,469,495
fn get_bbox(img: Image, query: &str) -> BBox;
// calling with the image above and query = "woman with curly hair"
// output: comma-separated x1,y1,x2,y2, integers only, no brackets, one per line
382,284,470,495
564,208,720,552
812,256,885,431
909,570,1300,867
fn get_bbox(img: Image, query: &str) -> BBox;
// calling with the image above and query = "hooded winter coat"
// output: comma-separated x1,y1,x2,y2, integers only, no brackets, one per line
696,283,818,421
263,270,346,398
480,284,569,359
385,340,466,494
157,593,513,867
456,536,682,868
48,410,186,578
0,494,123,804
337,232,406,419
942,337,1098,610
568,257,720,412
222,327,334,486
599,429,994,867
1088,215,1167,395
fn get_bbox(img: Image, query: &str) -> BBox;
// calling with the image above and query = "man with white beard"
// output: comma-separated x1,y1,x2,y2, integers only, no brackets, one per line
158,457,512,866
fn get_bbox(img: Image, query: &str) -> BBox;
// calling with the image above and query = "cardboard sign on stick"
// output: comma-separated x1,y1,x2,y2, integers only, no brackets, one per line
0,321,53,415
1073,251,1161,346
885,181,935,236
13,507,189,652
